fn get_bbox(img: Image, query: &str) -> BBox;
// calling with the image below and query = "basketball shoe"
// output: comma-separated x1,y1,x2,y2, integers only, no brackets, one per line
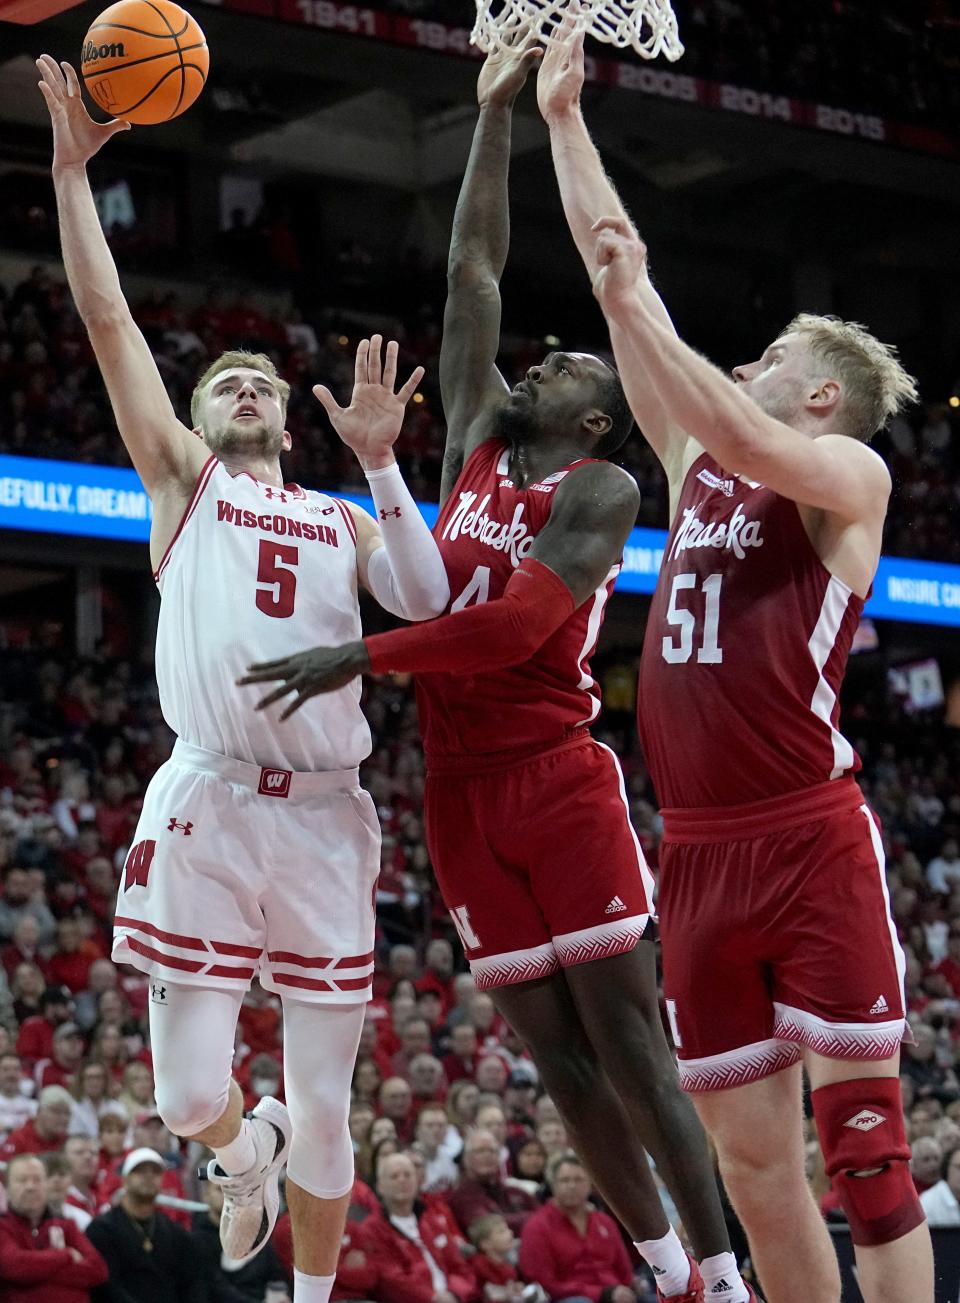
657,1256,704,1302
205,1096,291,1264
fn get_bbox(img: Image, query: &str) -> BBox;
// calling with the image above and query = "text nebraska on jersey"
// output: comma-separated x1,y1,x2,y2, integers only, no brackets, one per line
216,500,339,546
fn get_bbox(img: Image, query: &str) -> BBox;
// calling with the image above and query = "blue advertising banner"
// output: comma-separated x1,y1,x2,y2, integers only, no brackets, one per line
2,455,958,628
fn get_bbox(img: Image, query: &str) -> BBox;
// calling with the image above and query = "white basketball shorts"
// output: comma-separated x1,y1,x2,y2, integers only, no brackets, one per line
113,740,380,1004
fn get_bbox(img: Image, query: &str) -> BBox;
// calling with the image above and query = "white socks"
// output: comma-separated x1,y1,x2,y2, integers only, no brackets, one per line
213,1119,257,1175
699,1252,750,1302
294,1268,335,1303
634,1227,690,1295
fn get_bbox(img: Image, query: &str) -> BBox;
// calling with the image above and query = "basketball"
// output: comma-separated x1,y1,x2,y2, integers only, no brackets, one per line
80,0,209,126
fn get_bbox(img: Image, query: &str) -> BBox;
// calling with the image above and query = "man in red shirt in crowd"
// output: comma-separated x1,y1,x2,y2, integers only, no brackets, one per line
1,1086,73,1161
16,986,72,1072
34,1023,85,1092
442,1023,479,1086
448,1129,536,1237
0,1152,107,1302
46,919,101,995
361,1151,476,1303
520,1154,635,1303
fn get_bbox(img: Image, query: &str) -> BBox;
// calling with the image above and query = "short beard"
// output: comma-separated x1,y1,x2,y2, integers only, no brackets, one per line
750,377,806,427
203,419,285,459
493,401,536,442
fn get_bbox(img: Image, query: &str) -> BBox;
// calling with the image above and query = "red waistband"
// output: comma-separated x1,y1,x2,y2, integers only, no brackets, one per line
425,728,591,777
660,777,865,844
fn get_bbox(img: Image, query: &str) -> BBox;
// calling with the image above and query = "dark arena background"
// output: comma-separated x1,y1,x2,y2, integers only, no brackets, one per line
0,1,958,1299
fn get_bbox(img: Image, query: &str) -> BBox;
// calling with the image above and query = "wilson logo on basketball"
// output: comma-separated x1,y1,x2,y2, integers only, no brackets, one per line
82,40,126,62
258,767,291,798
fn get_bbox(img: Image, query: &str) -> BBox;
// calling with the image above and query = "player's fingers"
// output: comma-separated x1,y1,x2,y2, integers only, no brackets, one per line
312,384,342,420
591,215,630,235
106,118,132,137
397,366,425,405
354,338,369,388
60,61,81,97
280,684,321,720
255,682,298,712
368,334,383,388
382,340,399,392
245,656,294,673
36,56,65,97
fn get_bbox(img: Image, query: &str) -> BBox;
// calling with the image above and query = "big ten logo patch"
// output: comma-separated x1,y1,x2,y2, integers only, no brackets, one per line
258,767,291,798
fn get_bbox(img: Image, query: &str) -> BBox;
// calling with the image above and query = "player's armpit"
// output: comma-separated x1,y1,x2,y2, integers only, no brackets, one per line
85,311,205,495
527,461,641,606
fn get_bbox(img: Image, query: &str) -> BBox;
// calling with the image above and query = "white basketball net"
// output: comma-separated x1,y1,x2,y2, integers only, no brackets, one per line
471,0,684,62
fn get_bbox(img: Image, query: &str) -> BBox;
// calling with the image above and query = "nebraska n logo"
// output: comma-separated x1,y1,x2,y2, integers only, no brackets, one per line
123,839,156,891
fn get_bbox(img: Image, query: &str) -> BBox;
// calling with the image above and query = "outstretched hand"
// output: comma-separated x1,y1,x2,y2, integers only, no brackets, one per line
537,10,586,124
313,335,424,470
237,642,371,719
477,26,543,109
36,55,130,169
591,216,649,314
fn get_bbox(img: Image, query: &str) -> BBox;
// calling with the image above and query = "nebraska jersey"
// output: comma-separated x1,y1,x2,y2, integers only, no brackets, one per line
638,452,864,808
416,440,620,762
153,456,370,772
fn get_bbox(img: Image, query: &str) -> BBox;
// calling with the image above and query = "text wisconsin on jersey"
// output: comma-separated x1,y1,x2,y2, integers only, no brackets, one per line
216,500,339,546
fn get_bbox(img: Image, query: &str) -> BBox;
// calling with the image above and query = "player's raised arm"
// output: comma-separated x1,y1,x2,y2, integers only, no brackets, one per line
438,36,542,503
592,217,910,521
37,56,205,497
237,460,638,714
313,336,449,622
537,25,688,475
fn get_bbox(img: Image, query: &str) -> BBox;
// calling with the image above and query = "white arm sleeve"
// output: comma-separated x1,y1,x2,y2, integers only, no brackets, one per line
363,462,450,622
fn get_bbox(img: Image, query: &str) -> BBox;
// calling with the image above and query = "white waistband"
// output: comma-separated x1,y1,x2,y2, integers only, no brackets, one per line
171,739,360,798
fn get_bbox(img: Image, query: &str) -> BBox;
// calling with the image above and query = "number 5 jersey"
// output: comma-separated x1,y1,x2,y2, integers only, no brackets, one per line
416,439,621,764
153,455,371,772
639,450,865,809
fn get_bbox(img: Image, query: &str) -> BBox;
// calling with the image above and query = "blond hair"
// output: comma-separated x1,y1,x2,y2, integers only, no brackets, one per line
785,314,918,442
190,350,291,428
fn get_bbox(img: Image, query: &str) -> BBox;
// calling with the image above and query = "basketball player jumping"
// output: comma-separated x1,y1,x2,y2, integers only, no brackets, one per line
38,55,450,1303
536,27,933,1302
240,40,753,1303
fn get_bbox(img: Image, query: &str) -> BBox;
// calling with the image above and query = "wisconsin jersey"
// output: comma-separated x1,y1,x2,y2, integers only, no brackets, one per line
639,452,864,808
417,440,620,762
154,455,370,772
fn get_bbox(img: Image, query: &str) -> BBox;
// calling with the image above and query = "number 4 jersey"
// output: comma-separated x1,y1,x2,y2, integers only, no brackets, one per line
153,455,370,772
638,451,865,808
416,439,621,763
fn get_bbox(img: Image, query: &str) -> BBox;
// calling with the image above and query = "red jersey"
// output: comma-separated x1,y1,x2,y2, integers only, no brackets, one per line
639,452,864,808
417,440,619,761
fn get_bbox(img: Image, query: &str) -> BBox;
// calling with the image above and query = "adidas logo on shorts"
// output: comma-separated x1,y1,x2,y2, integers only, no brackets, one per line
843,1109,885,1132
869,994,889,1015
604,896,627,914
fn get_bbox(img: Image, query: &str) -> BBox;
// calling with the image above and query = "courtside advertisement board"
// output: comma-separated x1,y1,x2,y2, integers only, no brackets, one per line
1,454,958,627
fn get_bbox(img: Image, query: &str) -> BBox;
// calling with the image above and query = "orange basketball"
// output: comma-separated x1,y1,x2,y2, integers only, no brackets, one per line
80,0,209,126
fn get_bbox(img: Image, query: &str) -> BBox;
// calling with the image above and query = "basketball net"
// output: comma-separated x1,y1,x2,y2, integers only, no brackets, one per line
471,0,684,62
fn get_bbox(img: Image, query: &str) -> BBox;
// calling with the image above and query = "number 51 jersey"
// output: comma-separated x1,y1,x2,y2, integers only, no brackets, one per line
153,455,371,772
638,452,865,809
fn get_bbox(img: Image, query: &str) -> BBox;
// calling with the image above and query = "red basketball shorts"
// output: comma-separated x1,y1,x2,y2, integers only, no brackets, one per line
657,778,907,1092
424,733,655,990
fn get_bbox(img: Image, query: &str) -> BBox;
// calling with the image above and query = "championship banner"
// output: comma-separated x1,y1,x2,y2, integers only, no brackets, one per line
196,0,959,160
2,454,959,627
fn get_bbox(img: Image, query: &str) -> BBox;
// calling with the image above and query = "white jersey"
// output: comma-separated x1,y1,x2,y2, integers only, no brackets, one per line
153,455,371,772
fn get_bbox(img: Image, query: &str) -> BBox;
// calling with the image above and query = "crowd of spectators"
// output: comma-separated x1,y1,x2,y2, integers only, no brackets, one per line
385,0,960,130
1,266,957,560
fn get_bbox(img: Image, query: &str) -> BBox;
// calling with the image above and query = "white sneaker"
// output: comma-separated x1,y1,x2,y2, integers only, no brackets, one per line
206,1096,291,1264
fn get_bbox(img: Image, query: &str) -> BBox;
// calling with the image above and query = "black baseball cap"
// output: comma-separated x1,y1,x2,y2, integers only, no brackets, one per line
42,985,72,1007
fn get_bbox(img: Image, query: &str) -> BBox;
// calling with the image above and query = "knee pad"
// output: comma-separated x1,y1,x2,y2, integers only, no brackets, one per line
812,1076,924,1247
154,1079,230,1138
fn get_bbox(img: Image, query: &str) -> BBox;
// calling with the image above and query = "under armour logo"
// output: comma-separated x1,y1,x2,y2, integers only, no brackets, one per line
844,1109,885,1132
264,488,287,503
322,506,336,515
151,981,167,1004
167,818,193,835
380,506,402,520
